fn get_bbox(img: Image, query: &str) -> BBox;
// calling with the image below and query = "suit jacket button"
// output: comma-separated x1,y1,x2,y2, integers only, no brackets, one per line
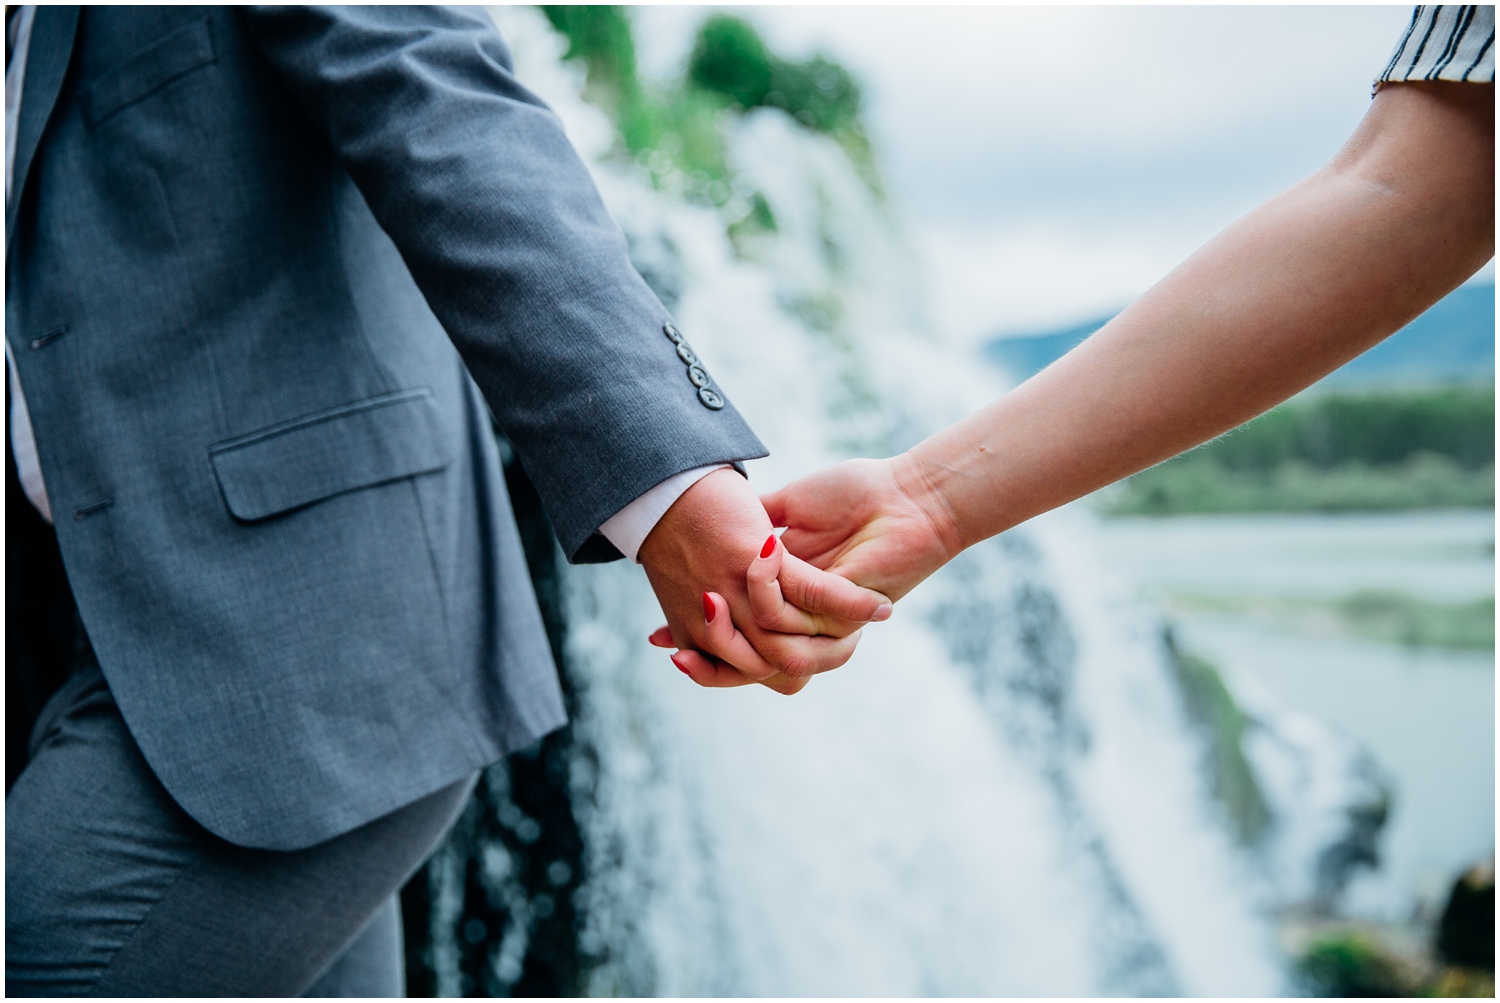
697,387,725,410
663,322,684,344
687,365,711,389
675,342,698,366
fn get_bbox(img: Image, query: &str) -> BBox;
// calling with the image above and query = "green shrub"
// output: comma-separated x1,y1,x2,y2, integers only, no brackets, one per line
539,6,639,110
1297,931,1414,997
688,14,776,109
769,55,862,132
539,7,879,207
686,15,866,145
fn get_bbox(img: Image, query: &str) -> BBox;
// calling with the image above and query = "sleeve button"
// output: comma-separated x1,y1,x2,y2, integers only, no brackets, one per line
697,387,725,410
687,365,711,389
663,322,685,344
675,342,698,366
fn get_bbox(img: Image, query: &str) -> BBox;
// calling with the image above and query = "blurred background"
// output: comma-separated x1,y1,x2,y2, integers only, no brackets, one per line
401,6,1495,996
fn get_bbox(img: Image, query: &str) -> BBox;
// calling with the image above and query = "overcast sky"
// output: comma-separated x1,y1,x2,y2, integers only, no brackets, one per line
631,6,1490,345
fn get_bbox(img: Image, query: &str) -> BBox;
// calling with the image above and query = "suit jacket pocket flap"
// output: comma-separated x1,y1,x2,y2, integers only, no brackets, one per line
211,388,452,522
82,17,216,126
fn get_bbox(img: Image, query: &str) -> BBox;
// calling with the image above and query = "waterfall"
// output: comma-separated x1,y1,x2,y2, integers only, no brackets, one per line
406,9,1384,995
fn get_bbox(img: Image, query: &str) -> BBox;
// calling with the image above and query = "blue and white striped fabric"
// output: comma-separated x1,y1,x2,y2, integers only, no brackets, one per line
1379,5,1494,86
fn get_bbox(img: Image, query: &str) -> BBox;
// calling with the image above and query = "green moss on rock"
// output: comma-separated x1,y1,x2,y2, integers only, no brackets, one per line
1163,631,1272,846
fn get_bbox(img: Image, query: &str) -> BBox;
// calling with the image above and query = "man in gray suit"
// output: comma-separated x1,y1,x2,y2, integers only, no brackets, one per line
4,6,883,995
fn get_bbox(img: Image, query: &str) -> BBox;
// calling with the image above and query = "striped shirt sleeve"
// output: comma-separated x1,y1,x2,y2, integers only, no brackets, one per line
1378,5,1495,88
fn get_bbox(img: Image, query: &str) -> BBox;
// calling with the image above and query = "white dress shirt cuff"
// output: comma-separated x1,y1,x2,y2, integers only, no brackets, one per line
598,463,731,563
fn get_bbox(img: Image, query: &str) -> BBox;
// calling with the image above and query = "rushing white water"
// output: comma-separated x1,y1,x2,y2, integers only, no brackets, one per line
483,8,1380,995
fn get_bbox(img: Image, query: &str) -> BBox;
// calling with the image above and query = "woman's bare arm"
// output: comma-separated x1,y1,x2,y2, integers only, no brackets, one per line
762,81,1494,602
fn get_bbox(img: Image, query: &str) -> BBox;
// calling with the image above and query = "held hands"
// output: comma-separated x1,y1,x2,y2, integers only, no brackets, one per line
760,455,961,603
640,457,961,694
637,467,893,695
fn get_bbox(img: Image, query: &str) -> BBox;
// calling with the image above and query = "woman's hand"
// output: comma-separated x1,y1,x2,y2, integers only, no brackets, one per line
654,530,894,689
759,456,963,603
661,456,956,691
639,467,892,694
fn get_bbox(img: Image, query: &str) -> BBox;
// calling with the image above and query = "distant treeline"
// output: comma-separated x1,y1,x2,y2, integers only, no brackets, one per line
1201,386,1493,471
1105,386,1495,515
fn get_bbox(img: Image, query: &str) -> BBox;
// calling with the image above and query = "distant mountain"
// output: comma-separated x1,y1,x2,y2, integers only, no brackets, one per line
984,282,1495,389
983,317,1110,383
1322,282,1495,387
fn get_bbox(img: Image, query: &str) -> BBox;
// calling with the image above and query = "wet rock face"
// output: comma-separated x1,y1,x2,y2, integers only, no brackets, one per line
1437,862,1495,970
1161,630,1274,848
1311,753,1391,910
928,536,1083,756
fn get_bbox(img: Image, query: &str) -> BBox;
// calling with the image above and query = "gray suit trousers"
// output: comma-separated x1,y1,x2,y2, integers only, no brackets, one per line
5,637,474,997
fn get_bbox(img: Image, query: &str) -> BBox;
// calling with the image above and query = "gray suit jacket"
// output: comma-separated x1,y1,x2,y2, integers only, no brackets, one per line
5,5,766,850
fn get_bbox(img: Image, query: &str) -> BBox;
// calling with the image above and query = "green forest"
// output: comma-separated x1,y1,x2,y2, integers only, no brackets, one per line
1103,385,1495,515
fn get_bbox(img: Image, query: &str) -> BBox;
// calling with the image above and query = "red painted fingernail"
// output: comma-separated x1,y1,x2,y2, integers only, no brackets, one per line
761,534,777,559
671,652,691,675
703,592,716,623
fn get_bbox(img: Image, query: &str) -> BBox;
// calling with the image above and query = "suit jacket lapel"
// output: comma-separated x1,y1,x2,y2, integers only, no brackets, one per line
6,5,80,251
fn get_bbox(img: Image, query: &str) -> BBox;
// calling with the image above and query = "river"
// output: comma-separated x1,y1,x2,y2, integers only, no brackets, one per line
1093,509,1496,919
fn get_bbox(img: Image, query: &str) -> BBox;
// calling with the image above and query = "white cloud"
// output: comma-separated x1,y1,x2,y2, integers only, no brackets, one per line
721,5,1412,219
915,219,1199,348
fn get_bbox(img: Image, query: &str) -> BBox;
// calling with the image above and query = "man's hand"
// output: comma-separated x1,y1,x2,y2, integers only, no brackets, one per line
759,456,961,604
637,467,891,694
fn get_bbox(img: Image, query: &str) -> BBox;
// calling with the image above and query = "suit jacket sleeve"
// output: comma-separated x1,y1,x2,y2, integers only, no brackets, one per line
240,5,767,562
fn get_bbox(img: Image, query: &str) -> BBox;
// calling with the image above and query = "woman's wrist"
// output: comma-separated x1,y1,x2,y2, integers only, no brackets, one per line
889,449,968,567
